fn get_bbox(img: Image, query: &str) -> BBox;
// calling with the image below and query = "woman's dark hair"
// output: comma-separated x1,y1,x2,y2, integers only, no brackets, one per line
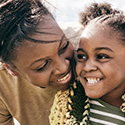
80,2,125,44
0,0,52,64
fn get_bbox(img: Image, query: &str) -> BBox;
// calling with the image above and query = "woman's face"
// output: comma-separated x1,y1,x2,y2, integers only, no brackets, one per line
76,22,125,101
13,15,74,90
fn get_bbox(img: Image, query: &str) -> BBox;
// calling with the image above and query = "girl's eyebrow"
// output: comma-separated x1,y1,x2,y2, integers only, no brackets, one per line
95,47,114,52
77,48,86,53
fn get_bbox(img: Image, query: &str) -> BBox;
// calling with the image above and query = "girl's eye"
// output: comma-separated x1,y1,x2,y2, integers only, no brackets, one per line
59,41,69,54
76,53,87,62
35,60,49,72
96,54,110,60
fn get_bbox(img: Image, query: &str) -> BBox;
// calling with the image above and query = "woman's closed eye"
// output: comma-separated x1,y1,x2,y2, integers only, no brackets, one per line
35,60,49,72
58,41,69,54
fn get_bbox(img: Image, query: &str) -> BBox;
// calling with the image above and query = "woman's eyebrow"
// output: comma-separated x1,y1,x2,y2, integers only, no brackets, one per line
95,47,114,52
59,34,66,48
29,58,47,68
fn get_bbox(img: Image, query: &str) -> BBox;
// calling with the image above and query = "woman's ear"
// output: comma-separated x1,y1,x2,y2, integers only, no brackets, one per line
1,62,19,76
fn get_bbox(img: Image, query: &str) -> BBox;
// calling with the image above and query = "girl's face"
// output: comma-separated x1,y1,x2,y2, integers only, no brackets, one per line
76,22,125,101
12,15,74,90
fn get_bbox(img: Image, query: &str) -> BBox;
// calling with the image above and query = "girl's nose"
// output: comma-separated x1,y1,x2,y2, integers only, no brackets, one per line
83,59,97,72
53,56,69,75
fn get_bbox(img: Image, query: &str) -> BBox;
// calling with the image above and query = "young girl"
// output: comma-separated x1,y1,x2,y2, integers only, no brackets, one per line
49,2,125,125
0,0,75,124
76,2,125,124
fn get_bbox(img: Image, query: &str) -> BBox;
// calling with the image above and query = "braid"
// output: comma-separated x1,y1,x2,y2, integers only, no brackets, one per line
49,78,90,125
66,79,90,124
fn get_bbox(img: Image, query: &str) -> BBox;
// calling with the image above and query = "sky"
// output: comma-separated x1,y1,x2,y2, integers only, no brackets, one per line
44,0,125,27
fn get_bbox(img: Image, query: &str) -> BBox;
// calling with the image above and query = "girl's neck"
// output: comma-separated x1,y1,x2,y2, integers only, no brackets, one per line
100,93,123,108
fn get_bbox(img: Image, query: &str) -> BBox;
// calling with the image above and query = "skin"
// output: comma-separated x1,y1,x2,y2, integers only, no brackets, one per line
76,20,125,107
10,15,74,90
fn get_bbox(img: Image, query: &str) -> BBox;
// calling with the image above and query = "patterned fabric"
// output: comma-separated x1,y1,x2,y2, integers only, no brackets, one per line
49,90,69,124
89,99,125,125
120,93,125,112
49,79,90,125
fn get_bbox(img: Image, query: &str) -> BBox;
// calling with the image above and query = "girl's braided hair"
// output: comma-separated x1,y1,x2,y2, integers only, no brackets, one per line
49,3,125,124
0,0,50,64
80,2,125,45
80,2,125,113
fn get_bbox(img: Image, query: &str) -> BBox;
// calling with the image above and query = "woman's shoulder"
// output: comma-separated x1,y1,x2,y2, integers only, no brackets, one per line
0,67,20,84
0,69,18,86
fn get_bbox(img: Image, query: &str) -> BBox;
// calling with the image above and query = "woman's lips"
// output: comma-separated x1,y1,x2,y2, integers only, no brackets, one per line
57,71,72,84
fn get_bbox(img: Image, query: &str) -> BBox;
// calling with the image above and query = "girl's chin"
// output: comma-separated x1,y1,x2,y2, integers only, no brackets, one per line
86,91,102,99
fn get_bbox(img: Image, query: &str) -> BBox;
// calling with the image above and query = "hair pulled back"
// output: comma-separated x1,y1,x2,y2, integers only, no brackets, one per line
0,0,49,64
80,2,125,44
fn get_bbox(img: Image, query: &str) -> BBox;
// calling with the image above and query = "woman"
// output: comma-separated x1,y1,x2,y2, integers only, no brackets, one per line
0,0,75,124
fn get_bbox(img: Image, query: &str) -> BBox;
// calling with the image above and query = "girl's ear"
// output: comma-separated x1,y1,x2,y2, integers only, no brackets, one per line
0,62,19,76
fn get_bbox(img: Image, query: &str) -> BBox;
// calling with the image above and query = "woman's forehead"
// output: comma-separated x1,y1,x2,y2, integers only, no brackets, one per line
13,40,60,68
36,14,63,40
30,15,63,42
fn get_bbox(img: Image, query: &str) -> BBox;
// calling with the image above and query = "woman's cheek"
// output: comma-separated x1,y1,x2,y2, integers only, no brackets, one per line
26,72,50,87
76,62,82,76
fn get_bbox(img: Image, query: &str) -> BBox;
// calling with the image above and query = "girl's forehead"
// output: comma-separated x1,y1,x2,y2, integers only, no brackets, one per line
79,21,121,48
81,21,113,40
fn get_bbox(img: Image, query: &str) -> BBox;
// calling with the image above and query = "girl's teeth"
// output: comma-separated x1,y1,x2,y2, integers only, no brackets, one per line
86,77,100,84
58,73,69,81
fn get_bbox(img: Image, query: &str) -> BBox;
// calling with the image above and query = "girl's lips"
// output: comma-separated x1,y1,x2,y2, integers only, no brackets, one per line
57,71,72,84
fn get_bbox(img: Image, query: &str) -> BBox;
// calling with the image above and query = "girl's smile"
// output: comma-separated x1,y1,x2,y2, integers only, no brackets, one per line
83,76,103,86
76,20,125,105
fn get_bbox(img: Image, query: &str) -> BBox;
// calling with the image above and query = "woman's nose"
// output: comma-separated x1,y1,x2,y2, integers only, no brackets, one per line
53,56,69,75
83,59,97,72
